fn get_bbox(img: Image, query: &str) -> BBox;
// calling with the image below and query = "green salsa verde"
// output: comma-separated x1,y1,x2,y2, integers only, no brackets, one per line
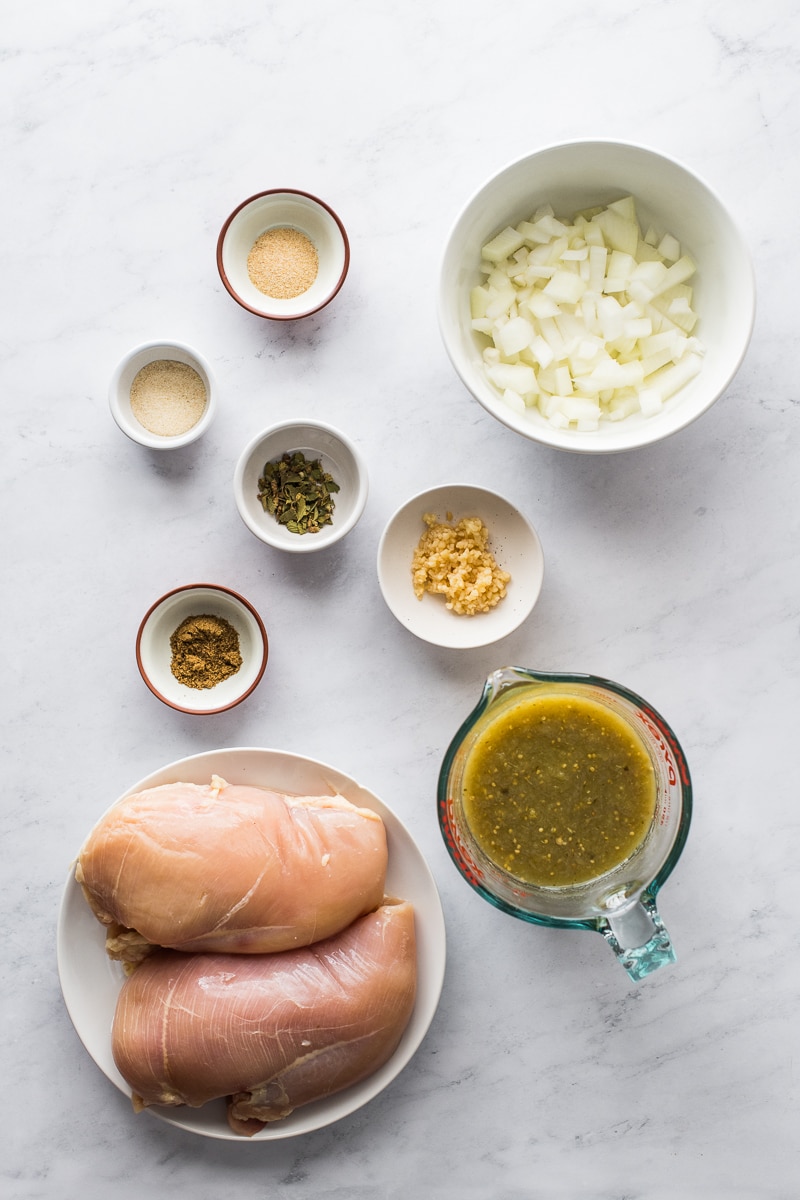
462,692,657,887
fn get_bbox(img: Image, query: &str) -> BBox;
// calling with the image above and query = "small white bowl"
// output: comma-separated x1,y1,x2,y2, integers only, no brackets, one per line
217,189,350,320
439,139,756,453
136,584,268,714
377,484,544,649
109,340,217,450
234,420,368,553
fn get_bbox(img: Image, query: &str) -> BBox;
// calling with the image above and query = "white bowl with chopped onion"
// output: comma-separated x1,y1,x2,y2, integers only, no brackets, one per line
377,484,544,649
439,140,755,453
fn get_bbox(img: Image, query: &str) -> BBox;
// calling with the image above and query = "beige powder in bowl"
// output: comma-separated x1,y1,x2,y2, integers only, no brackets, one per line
247,227,319,299
130,360,208,437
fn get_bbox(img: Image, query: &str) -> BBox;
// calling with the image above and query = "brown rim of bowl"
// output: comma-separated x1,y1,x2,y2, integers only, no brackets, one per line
135,583,269,715
216,188,351,321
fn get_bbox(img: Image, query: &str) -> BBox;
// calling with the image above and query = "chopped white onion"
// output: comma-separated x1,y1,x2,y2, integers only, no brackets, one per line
474,196,703,429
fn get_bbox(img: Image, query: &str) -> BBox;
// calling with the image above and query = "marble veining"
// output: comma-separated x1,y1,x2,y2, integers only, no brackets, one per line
3,1,800,1196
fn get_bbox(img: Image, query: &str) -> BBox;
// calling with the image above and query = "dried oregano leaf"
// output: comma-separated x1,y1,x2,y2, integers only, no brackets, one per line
256,451,339,534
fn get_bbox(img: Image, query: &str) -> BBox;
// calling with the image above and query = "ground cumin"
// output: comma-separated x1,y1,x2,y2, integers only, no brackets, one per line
169,614,242,690
247,226,319,299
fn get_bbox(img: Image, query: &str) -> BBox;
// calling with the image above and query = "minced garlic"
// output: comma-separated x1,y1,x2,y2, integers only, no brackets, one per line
411,512,511,616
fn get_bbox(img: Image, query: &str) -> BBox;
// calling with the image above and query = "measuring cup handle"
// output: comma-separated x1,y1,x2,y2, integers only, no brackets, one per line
600,894,676,982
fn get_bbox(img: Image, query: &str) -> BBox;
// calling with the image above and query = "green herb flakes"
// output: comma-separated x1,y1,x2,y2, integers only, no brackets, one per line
257,451,340,535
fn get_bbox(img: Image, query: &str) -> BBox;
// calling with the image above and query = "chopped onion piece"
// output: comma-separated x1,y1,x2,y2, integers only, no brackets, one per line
530,335,554,368
485,362,538,396
591,208,639,255
657,233,681,262
525,292,561,319
496,316,534,357
543,270,586,305
607,196,637,221
502,388,526,414
482,227,525,263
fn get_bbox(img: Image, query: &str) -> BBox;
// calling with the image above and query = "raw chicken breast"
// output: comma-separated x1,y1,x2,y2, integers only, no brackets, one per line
76,776,388,960
111,900,417,1134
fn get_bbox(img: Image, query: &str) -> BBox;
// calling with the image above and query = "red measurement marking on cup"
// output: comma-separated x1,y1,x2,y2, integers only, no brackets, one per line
636,708,681,787
440,796,483,887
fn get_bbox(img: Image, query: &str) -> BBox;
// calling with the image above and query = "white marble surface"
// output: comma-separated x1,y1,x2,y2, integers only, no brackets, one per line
4,1,799,1196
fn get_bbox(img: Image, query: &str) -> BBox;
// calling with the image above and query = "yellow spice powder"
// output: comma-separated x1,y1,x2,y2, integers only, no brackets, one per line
247,226,319,299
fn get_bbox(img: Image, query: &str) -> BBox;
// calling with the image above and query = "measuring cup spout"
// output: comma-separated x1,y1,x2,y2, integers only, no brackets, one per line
600,894,676,982
483,666,541,705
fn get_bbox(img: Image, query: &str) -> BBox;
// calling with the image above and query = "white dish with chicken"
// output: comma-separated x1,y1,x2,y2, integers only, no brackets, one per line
58,747,446,1141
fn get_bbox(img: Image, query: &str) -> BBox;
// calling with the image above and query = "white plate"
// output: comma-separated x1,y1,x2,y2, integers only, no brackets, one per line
377,483,545,649
57,747,446,1141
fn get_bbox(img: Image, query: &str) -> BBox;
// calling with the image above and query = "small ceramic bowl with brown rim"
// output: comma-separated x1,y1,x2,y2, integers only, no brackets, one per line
109,340,217,450
217,189,350,320
136,584,268,714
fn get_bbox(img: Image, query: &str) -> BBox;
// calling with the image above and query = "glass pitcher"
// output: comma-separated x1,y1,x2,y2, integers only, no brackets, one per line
437,667,692,982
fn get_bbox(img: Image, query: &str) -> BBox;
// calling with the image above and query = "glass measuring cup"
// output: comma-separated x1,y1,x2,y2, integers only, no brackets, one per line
438,667,692,982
